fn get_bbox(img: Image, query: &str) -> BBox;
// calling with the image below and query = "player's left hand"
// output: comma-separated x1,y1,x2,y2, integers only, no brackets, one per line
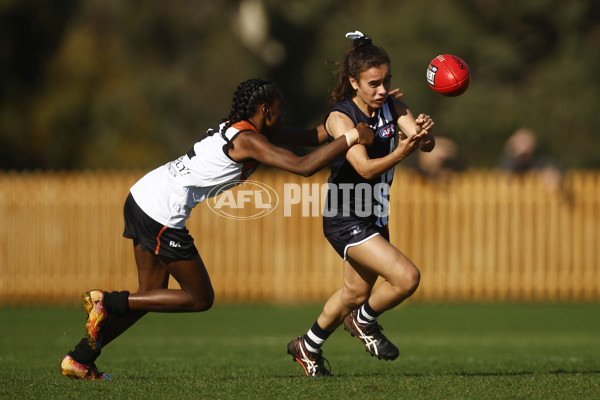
413,113,435,151
415,113,434,135
388,88,404,99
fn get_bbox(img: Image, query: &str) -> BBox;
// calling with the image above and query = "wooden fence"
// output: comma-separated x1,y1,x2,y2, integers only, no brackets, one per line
0,169,598,304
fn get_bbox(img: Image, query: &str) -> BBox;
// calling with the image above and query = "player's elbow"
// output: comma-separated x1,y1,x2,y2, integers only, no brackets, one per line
298,167,317,177
362,172,378,180
295,157,321,177
352,160,377,180
356,167,377,181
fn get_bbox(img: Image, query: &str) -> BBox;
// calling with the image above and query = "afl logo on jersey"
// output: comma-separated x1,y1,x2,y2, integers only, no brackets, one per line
378,124,395,138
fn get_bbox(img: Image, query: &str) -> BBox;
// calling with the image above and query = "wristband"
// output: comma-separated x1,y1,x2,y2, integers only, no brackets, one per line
343,128,359,147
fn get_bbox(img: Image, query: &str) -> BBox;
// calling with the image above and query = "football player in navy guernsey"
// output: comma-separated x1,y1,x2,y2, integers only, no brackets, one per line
59,78,375,380
287,31,435,377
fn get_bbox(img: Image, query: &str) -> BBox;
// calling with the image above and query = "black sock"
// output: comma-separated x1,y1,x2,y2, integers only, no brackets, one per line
103,291,130,314
68,338,101,364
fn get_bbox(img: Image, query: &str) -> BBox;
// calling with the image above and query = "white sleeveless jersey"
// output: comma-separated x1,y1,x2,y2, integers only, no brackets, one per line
130,121,260,229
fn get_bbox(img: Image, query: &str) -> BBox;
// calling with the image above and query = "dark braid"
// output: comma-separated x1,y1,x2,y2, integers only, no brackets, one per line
219,78,282,150
188,79,281,159
330,35,391,105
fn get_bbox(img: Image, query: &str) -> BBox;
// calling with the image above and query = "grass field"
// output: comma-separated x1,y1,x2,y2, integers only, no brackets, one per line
1,303,599,399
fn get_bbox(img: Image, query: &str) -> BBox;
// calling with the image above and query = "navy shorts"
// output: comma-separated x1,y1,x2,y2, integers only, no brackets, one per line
122,193,199,260
323,217,389,260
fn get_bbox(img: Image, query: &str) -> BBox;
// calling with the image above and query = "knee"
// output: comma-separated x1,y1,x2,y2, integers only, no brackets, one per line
197,291,215,311
392,265,421,298
405,267,421,295
189,288,215,312
340,287,370,309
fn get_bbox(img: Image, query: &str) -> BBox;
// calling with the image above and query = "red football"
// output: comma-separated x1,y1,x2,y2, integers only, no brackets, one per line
426,54,471,97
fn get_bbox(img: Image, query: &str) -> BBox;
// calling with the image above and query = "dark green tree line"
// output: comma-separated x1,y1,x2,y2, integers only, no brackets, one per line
1,0,598,169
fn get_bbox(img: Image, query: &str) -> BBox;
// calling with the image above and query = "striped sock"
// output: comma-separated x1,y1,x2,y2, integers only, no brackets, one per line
303,321,331,353
356,300,381,325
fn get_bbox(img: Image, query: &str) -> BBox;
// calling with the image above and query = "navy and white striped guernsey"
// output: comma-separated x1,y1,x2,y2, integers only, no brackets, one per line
323,97,399,228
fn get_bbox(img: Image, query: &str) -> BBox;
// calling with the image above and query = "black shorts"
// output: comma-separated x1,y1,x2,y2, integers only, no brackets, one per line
122,193,199,260
323,217,389,260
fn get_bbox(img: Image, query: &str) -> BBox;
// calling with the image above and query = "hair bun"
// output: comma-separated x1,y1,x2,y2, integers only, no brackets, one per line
345,30,365,40
345,30,372,47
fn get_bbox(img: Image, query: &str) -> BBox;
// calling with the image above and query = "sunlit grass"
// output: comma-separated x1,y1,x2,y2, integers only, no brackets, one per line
1,304,599,399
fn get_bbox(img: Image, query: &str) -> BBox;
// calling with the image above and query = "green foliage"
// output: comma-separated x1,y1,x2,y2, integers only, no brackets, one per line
1,304,599,399
1,0,599,169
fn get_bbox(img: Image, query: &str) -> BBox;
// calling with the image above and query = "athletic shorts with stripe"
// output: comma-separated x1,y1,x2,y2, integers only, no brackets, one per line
122,193,199,260
323,216,389,260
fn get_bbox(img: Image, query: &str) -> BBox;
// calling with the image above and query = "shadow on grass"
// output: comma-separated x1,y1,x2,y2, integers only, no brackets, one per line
277,369,600,379
99,369,600,382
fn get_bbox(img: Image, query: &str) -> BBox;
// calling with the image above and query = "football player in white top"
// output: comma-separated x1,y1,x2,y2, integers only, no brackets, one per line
60,78,375,380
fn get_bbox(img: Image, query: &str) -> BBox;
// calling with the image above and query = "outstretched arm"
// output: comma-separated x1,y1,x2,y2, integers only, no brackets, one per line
228,123,374,177
268,124,329,147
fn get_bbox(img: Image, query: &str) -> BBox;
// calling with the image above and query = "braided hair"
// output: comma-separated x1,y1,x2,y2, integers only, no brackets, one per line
330,34,391,105
218,78,282,150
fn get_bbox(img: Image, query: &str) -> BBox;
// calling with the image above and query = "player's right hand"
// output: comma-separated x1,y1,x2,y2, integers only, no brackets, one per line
356,122,375,147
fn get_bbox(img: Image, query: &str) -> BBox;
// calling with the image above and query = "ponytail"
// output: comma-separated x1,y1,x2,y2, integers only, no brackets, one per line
330,31,390,105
